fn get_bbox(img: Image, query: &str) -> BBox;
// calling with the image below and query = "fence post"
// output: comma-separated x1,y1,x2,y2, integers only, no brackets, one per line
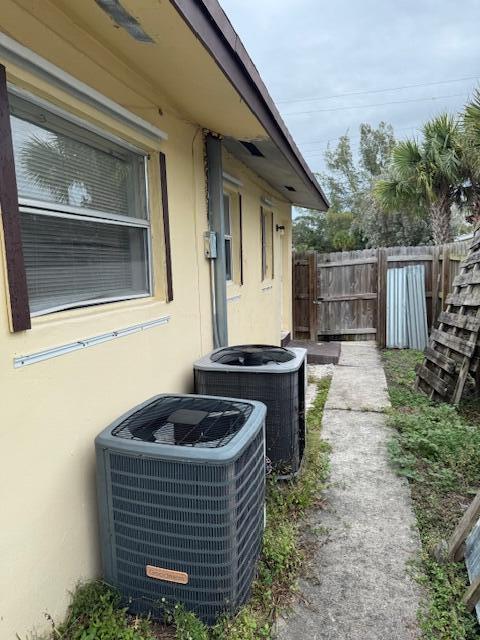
441,245,450,312
376,248,387,348
308,252,318,341
431,245,440,328
292,251,298,339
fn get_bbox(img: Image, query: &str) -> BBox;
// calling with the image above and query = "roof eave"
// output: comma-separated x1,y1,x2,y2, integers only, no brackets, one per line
170,0,329,211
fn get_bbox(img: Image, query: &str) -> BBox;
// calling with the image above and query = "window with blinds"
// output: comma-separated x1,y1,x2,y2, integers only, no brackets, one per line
9,94,151,316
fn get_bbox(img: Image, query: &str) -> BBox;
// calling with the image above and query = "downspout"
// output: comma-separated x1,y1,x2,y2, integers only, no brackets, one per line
205,133,228,348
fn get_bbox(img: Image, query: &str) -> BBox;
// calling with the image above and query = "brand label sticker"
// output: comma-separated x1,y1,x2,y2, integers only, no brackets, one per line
146,564,189,584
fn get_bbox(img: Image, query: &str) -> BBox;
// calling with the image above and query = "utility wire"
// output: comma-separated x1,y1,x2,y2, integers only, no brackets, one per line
298,124,422,148
283,92,468,117
276,75,480,105
299,123,433,159
302,130,424,158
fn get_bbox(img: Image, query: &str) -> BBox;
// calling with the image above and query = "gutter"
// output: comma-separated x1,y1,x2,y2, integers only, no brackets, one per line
170,0,329,211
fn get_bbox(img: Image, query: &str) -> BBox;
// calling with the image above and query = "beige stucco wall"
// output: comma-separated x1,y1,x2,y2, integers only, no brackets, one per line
0,7,293,640
223,150,292,345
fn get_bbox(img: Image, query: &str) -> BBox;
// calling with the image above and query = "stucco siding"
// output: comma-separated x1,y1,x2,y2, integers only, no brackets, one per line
0,8,293,639
223,152,292,346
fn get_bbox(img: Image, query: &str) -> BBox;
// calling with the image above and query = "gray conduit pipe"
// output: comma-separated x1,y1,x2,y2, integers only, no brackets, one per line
205,133,228,348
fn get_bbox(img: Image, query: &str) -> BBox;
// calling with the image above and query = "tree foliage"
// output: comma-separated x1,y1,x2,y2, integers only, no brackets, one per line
294,97,480,253
374,114,471,244
293,208,363,253
322,122,395,214
292,210,329,253
462,88,480,223
293,122,432,252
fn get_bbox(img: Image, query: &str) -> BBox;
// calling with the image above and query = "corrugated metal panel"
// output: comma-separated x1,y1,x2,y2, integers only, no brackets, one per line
405,265,428,351
465,517,480,623
387,265,428,350
387,268,408,348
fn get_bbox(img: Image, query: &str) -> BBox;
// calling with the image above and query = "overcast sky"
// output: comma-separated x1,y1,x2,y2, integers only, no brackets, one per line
221,0,480,175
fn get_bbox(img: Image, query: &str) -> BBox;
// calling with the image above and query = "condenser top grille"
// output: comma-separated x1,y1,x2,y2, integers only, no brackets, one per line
211,345,295,367
112,395,253,448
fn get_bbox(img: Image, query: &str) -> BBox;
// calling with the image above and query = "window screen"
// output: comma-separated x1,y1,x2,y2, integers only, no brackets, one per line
9,94,150,315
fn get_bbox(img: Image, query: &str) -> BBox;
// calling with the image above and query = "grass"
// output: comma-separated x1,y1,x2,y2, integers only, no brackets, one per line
382,349,480,640
35,376,331,640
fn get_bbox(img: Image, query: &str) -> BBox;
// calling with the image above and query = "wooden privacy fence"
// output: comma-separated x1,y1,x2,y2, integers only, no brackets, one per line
293,240,472,346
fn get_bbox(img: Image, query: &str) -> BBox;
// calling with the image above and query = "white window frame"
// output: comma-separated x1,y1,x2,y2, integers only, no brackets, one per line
9,91,153,317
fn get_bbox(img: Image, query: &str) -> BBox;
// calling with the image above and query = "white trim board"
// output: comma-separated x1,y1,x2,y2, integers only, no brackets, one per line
223,172,243,188
13,315,171,368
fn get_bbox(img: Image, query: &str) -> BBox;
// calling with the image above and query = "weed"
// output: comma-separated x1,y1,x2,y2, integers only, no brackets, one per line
418,554,478,640
53,581,157,640
172,605,209,640
308,524,329,536
382,349,480,639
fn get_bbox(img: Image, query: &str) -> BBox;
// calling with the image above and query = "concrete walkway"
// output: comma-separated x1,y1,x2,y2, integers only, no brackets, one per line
277,342,422,640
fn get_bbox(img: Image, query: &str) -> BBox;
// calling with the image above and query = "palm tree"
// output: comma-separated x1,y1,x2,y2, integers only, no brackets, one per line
463,90,480,226
374,114,466,244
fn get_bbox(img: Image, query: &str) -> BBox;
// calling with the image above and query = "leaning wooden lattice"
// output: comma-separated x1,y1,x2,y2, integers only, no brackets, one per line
415,225,480,404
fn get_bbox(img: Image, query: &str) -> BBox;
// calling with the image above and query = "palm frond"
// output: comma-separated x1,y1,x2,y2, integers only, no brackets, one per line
389,139,423,181
373,175,418,211
463,89,480,178
464,89,480,141
423,113,459,147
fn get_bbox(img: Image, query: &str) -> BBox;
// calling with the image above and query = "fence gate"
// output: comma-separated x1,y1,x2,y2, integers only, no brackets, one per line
315,248,380,341
292,240,471,344
292,252,317,340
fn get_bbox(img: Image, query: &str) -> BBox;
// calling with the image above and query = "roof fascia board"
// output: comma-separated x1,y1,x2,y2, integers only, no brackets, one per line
170,0,329,210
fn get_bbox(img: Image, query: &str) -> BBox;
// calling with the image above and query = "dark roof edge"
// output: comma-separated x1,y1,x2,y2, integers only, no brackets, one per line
170,0,329,211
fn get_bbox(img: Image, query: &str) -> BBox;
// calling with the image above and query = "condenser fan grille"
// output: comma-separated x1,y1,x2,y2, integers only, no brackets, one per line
112,396,253,448
211,344,295,366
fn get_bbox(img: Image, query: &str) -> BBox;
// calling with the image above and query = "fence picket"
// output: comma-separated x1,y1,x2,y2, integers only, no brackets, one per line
293,239,472,342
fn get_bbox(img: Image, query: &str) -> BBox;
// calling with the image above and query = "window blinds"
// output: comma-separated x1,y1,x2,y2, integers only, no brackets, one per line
20,212,149,314
9,93,150,315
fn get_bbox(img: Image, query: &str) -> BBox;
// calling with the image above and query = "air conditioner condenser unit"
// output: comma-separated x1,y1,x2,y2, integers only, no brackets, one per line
95,393,266,624
194,345,306,477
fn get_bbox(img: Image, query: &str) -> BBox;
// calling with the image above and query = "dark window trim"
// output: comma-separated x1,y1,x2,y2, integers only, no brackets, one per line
0,64,31,331
159,152,174,302
271,210,275,279
239,193,243,285
260,206,266,281
222,191,232,283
